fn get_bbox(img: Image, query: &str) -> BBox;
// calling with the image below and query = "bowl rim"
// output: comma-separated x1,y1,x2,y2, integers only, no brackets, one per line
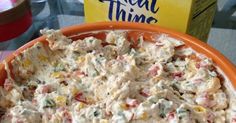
0,21,236,89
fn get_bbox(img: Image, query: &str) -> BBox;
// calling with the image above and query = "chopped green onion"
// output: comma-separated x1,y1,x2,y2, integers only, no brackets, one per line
53,62,66,72
93,110,100,117
43,98,56,108
176,108,189,118
89,39,93,43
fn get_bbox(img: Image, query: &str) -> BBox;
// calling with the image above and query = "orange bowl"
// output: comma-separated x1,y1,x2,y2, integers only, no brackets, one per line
0,22,236,90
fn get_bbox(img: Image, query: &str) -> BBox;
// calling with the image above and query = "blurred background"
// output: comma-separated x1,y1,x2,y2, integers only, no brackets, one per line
0,0,236,65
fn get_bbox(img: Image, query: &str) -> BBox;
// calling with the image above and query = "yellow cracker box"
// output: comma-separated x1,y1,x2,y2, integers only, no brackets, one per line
84,0,217,41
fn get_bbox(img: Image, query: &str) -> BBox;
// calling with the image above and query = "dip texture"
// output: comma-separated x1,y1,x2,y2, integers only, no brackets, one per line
0,30,235,123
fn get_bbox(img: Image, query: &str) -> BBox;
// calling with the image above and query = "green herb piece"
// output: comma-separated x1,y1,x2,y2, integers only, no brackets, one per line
176,108,189,118
89,39,93,43
43,98,56,108
138,37,142,45
53,62,66,72
171,83,179,91
158,103,166,118
93,110,100,117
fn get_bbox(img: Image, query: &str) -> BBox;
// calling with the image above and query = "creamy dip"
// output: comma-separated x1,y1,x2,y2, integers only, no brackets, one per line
0,30,235,123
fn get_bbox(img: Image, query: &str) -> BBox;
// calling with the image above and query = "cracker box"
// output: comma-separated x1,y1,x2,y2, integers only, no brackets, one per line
84,0,217,41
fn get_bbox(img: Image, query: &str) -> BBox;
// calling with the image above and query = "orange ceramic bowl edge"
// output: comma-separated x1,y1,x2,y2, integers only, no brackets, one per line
0,22,236,89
